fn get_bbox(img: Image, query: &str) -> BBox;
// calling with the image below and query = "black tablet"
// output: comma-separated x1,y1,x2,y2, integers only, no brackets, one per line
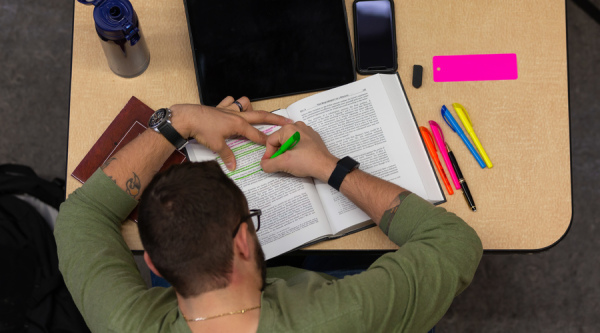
183,0,356,106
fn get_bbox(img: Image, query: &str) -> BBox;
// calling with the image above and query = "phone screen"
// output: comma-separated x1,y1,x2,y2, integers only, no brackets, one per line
354,0,396,73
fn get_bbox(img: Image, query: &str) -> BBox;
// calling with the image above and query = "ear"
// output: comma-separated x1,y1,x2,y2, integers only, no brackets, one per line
233,222,251,261
144,251,163,278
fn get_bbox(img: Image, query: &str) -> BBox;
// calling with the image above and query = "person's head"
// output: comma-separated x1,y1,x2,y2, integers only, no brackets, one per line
138,161,266,298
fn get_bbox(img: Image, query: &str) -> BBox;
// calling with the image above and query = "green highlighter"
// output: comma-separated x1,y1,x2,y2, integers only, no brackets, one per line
270,131,300,159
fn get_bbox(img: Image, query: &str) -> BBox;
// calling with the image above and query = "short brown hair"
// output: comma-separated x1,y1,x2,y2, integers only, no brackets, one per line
138,161,248,297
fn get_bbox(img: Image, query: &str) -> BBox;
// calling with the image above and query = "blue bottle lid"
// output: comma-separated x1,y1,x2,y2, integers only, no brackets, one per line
78,0,141,45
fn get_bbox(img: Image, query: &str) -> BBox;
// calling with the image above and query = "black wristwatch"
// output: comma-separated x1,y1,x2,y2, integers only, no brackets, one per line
148,108,188,150
328,156,360,191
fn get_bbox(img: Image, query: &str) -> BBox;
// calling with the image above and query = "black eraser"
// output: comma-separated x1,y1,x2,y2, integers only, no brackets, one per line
412,65,423,88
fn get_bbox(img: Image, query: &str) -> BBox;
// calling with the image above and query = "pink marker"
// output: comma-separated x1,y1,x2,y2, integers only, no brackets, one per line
429,120,461,190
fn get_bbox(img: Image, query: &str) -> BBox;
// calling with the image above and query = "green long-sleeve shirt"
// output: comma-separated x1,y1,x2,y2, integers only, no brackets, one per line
55,169,482,332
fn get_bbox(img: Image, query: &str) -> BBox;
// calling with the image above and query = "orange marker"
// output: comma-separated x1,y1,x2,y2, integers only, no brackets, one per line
420,126,454,195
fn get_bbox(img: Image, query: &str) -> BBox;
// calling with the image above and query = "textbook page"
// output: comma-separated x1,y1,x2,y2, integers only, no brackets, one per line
286,74,437,235
185,111,333,259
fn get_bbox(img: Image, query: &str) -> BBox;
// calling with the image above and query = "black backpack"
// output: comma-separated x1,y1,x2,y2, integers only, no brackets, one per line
0,164,89,333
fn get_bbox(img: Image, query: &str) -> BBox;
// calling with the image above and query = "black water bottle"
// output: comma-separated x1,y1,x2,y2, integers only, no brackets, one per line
78,0,150,78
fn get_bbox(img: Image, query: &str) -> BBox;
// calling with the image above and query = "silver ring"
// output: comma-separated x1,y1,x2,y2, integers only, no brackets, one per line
233,100,244,112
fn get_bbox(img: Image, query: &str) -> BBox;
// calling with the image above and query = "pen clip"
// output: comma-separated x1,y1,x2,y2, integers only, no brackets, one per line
288,131,300,149
429,120,445,143
452,103,472,127
441,105,457,133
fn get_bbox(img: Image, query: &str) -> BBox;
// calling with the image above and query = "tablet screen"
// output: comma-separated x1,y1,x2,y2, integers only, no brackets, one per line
183,0,356,106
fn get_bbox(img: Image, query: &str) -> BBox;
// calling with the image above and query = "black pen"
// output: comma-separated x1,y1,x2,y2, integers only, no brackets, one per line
445,143,477,212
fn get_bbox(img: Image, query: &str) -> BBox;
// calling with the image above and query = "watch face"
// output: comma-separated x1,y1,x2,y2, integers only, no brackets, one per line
148,109,167,128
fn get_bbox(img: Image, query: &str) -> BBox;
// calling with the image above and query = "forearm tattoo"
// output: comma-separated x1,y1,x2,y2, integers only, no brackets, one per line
101,157,117,170
125,172,141,199
380,191,411,233
107,175,117,184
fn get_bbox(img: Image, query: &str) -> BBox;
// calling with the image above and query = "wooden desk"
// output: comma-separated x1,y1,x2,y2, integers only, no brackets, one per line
68,0,571,252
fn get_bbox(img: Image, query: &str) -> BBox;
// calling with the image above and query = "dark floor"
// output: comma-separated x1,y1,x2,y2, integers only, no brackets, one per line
2,0,599,331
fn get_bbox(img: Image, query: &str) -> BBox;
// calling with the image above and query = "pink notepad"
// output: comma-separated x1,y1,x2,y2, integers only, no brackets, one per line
433,53,518,82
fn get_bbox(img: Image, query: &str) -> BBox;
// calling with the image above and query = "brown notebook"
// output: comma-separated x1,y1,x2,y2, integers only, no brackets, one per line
72,96,187,221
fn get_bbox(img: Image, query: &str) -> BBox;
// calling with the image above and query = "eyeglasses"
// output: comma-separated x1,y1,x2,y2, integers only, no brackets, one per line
232,209,261,238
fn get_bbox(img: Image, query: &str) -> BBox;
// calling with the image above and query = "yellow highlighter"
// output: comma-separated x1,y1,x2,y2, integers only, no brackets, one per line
452,103,493,168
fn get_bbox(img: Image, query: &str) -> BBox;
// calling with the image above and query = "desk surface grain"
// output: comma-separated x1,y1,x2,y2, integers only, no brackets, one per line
68,0,571,252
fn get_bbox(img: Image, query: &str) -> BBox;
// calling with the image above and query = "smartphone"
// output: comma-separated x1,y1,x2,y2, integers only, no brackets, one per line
353,0,398,74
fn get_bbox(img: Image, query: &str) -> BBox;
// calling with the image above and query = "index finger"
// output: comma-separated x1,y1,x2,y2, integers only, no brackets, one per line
263,129,285,158
235,121,269,146
263,126,299,159
240,110,292,126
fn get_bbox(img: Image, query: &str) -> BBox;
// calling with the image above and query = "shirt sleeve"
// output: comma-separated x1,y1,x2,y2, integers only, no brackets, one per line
261,193,482,333
54,169,189,333
365,193,483,331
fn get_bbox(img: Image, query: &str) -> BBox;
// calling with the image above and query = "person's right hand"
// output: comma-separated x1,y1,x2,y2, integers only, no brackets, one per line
170,96,291,171
260,122,338,182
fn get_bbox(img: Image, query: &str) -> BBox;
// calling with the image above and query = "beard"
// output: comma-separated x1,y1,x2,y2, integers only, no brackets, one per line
253,234,267,291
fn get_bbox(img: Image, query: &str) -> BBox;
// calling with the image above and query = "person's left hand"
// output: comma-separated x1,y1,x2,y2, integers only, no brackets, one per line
170,96,292,170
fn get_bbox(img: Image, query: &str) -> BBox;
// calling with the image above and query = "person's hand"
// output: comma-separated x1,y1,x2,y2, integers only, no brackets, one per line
260,122,338,182
170,96,292,170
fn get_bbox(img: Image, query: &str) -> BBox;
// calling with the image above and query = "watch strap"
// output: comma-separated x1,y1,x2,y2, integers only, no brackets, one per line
157,120,188,150
150,108,188,150
328,156,359,191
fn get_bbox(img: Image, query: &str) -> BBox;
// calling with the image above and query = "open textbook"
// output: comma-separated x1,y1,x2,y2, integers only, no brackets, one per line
186,74,445,259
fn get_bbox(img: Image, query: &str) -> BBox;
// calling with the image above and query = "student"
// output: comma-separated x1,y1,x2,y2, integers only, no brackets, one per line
55,97,482,332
